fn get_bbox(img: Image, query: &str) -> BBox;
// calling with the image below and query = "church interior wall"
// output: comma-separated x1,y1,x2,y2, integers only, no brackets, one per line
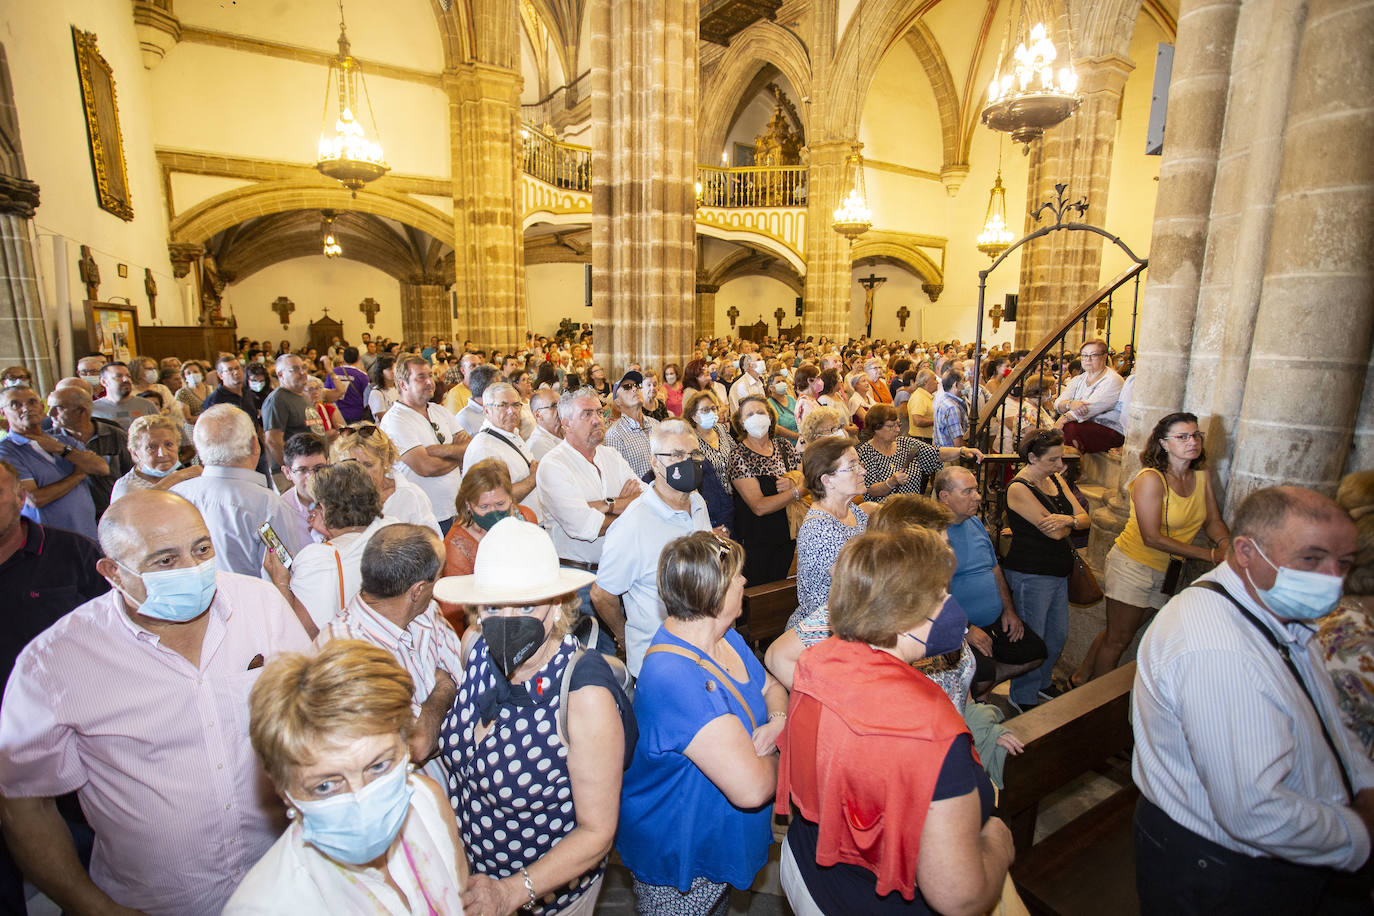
525,261,590,336
222,256,403,351
167,174,254,220
716,274,798,337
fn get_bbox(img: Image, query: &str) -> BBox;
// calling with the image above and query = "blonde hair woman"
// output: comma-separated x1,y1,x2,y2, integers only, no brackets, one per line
109,414,200,502
332,425,440,534
224,640,468,914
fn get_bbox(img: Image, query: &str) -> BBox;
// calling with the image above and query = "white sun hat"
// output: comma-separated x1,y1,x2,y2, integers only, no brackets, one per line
432,516,595,606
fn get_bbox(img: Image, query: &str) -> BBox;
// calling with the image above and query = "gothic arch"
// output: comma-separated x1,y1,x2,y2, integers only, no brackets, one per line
903,21,963,176
850,233,944,290
818,0,940,141
170,181,454,248
698,21,812,155
434,0,472,67
704,246,805,296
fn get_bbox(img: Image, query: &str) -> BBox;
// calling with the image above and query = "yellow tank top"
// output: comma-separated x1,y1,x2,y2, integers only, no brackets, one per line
1115,468,1207,571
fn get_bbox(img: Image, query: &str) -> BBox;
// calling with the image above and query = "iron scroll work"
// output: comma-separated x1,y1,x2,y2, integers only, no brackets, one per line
969,183,1148,437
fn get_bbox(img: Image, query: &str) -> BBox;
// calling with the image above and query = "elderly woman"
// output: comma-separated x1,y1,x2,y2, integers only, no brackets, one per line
846,370,876,428
265,462,399,634
793,436,870,628
1074,411,1229,685
683,388,736,533
224,640,468,914
109,413,200,502
586,363,612,406
306,375,345,436
128,356,182,424
618,532,786,913
729,395,802,586
776,529,1014,915
796,403,845,454
767,371,800,442
435,518,633,916
640,369,669,421
856,403,980,501
1002,428,1090,712
1320,470,1374,759
332,425,441,535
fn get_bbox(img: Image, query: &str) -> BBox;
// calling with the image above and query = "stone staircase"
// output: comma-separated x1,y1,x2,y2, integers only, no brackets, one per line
1062,449,1128,677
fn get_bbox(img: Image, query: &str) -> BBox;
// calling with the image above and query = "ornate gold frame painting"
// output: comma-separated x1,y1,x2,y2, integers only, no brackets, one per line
72,28,133,221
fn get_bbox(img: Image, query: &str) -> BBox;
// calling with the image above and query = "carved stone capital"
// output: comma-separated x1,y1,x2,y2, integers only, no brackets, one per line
921,282,944,303
133,0,182,70
0,175,41,218
168,242,202,278
696,282,720,295
939,163,969,198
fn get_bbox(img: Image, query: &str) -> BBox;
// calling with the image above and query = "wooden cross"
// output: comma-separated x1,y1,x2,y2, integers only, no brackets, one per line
359,297,381,328
774,307,786,331
320,305,331,318
271,296,296,328
858,272,887,337
896,304,911,332
726,305,740,329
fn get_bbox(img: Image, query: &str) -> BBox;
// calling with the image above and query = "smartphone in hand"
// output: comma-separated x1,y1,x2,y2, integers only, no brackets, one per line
258,521,293,569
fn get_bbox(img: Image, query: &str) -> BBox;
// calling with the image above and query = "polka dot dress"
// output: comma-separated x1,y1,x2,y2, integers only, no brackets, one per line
440,634,598,914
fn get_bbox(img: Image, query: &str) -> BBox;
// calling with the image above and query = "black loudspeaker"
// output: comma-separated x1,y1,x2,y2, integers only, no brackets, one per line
1004,293,1018,322
795,297,803,317
584,264,592,307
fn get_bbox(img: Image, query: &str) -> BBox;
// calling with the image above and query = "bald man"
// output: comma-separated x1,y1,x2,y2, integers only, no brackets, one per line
0,491,310,916
0,386,107,539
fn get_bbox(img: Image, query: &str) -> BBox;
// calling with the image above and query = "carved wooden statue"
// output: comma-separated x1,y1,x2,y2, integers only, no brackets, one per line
144,268,157,320
78,245,100,301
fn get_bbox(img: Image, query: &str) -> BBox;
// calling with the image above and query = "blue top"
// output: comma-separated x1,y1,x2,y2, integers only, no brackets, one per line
617,626,772,891
0,431,97,540
947,516,1004,627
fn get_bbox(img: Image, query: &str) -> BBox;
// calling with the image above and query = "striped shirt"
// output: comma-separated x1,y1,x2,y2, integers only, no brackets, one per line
604,413,659,479
1132,562,1374,870
0,572,311,915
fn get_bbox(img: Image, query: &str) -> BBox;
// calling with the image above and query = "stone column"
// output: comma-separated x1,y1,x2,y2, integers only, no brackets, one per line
401,277,450,347
0,176,55,391
1227,0,1374,502
447,63,523,356
695,275,717,340
1014,55,1134,349
802,140,855,340
589,0,698,372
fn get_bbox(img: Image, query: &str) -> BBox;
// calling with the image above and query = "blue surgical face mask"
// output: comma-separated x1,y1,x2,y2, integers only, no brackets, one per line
141,461,181,478
1246,541,1344,621
117,557,217,622
902,595,967,658
249,380,267,392
696,411,718,430
289,756,413,866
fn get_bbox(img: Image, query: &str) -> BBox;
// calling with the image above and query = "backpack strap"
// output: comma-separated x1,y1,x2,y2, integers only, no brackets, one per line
642,643,757,731
556,647,583,749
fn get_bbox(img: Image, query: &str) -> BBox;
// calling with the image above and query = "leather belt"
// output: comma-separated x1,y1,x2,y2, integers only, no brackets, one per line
559,558,598,573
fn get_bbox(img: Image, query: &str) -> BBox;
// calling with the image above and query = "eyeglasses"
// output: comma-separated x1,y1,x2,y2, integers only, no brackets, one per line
619,382,639,391
429,421,447,444
654,450,706,462
1080,351,1108,360
289,463,330,476
1165,432,1204,443
833,463,865,475
489,400,522,411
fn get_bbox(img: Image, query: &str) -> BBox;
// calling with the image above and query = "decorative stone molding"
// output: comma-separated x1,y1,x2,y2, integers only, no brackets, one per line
133,0,181,70
0,174,40,218
938,164,969,198
168,241,202,278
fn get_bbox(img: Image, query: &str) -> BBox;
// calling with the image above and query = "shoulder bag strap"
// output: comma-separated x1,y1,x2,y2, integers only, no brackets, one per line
481,427,531,470
333,549,346,612
642,644,757,731
1189,581,1353,799
556,648,583,749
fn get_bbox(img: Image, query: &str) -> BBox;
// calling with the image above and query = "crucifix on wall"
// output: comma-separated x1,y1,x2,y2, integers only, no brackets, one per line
359,297,381,328
726,305,740,329
271,296,296,329
896,304,911,332
858,272,887,337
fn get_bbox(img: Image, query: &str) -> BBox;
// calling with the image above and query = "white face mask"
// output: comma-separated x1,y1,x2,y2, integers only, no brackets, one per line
143,369,159,384
79,373,101,386
743,413,771,439
249,380,266,392
186,373,203,387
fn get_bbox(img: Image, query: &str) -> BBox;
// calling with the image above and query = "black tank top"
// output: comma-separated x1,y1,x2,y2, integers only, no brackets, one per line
1002,476,1074,577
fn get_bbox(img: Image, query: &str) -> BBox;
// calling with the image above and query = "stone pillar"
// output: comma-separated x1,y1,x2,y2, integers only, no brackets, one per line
447,64,523,356
1014,55,1134,349
695,275,717,340
401,277,450,347
589,0,697,373
0,176,55,391
1227,0,1374,502
802,140,855,340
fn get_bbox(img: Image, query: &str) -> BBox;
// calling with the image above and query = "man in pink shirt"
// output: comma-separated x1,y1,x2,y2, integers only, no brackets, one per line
0,490,311,915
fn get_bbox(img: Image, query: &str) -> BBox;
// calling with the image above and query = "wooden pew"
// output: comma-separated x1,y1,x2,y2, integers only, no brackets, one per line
996,662,1138,916
736,577,797,650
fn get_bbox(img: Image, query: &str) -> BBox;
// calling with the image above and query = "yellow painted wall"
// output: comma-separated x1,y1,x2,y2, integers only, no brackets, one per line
525,262,590,335
223,256,403,351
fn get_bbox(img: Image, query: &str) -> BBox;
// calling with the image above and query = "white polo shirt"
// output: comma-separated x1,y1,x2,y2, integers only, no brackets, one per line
464,420,541,521
597,486,711,676
535,439,645,566
380,400,463,524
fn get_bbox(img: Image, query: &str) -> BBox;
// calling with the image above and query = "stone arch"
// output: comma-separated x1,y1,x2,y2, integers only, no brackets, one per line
1071,0,1147,58
704,246,805,296
434,0,472,67
170,181,454,248
850,234,943,290
903,21,963,177
818,0,939,141
698,21,812,155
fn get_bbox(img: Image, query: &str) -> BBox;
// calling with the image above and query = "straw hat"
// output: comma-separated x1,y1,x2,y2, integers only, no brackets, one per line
432,517,594,605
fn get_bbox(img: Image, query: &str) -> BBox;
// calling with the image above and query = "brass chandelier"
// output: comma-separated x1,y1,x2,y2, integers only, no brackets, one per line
981,0,1081,150
315,0,389,195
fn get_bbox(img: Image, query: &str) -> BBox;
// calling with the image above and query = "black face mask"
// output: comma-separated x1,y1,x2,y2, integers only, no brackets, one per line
482,615,547,679
664,457,704,493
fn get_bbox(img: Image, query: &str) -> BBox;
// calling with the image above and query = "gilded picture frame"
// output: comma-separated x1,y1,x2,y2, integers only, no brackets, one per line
72,28,134,221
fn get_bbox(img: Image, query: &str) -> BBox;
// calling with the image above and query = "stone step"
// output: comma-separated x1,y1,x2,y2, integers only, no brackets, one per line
1077,483,1111,514
1078,450,1122,491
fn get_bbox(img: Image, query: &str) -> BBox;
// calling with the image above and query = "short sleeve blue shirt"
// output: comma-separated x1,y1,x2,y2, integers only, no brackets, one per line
947,516,1003,627
616,626,773,891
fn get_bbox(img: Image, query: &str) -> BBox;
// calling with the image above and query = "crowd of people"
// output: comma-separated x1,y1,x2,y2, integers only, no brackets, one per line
0,327,1368,916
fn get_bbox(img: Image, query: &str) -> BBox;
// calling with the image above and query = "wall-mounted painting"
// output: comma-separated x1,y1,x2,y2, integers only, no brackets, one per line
84,300,139,363
72,27,133,221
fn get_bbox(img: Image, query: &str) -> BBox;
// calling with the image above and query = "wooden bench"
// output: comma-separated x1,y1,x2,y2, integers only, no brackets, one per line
996,662,1138,916
736,577,796,649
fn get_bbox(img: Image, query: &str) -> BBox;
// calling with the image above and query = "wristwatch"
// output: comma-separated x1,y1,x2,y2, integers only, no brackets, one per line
604,497,616,511
60,445,73,458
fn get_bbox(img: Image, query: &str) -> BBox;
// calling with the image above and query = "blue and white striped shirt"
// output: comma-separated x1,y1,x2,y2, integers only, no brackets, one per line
1132,562,1374,870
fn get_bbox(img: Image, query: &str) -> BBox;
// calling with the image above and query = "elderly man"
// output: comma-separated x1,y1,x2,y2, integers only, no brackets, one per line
728,353,767,413
172,405,302,578
604,370,660,478
441,351,480,414
591,420,711,675
0,386,107,540
934,466,1047,698
75,356,105,395
455,364,499,437
46,383,129,520
0,490,310,915
526,387,563,460
379,355,469,534
1132,486,1374,913
462,379,540,519
91,363,156,430
1053,338,1124,453
261,353,312,469
906,368,939,443
536,388,645,611
317,524,461,784
933,368,969,449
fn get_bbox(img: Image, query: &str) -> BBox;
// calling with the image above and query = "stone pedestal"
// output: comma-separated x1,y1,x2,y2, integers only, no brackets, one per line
0,176,56,392
446,64,524,356
802,140,855,340
1014,55,1134,349
589,0,698,372
401,278,450,347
